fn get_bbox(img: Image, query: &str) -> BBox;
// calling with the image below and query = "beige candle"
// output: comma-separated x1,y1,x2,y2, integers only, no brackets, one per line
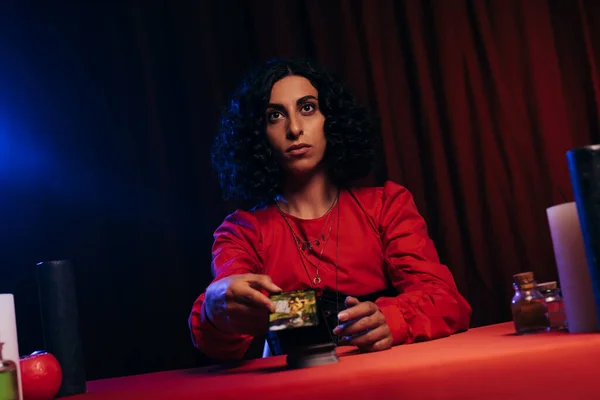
547,202,599,333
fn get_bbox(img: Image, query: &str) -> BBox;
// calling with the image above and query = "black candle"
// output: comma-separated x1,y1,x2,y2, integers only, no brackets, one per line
567,145,600,326
36,260,87,397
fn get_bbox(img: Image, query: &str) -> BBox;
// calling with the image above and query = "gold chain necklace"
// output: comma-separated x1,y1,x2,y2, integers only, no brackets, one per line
275,192,339,285
279,207,336,284
275,194,338,251
278,196,342,344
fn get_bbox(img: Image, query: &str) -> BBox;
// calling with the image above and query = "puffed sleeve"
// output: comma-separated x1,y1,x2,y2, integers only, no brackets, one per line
374,181,471,345
188,210,264,361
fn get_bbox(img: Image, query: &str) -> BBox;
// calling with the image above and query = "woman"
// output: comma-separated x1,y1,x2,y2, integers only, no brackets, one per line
189,58,471,361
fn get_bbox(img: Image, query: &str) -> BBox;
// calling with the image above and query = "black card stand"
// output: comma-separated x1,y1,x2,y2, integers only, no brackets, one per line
37,260,87,397
286,343,339,369
567,145,600,326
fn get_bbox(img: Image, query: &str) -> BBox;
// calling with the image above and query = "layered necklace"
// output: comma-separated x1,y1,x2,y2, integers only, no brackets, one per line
276,191,342,344
275,191,339,286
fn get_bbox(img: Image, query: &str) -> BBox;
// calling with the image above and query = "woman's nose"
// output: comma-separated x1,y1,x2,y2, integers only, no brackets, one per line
286,114,303,138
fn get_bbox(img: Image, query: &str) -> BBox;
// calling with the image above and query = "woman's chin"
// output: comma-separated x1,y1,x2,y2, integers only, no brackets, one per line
285,164,321,178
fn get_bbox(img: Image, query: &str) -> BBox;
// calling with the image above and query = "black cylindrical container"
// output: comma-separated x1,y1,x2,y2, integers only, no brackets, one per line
567,145,600,326
36,260,86,397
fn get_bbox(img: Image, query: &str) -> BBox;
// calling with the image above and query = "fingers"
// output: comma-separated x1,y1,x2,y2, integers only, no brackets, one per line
363,334,393,352
206,274,281,335
344,326,393,352
344,296,360,308
360,338,393,353
337,300,378,323
233,285,276,312
228,274,282,312
246,274,283,294
333,307,385,336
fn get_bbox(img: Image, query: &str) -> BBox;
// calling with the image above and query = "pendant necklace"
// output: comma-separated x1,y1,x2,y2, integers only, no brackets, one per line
276,191,339,285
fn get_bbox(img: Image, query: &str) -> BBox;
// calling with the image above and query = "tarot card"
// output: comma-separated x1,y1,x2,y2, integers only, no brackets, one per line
269,289,319,332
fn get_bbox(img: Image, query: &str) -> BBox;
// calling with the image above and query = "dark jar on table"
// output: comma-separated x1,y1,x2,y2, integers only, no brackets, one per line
511,272,549,334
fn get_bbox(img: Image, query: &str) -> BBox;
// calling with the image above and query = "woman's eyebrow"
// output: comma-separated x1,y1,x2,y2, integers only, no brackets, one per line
266,95,318,110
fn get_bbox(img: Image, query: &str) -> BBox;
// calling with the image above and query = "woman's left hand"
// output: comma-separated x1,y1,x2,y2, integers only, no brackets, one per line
332,296,393,352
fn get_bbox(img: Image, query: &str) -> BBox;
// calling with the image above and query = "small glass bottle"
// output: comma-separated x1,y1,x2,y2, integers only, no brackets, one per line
511,272,549,334
537,281,567,331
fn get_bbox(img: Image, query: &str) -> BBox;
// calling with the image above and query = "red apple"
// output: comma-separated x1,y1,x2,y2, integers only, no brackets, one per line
19,351,62,400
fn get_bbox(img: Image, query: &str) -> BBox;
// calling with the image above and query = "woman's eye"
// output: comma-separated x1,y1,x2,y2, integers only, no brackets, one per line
268,111,283,121
301,103,316,113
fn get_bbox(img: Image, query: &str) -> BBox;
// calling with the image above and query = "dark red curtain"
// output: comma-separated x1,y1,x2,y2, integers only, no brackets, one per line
130,0,600,325
2,0,600,380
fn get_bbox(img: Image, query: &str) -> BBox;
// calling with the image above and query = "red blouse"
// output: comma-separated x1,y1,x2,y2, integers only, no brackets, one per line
189,181,471,361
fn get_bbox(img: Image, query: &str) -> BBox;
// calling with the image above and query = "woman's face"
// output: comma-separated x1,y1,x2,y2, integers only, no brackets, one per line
264,75,327,178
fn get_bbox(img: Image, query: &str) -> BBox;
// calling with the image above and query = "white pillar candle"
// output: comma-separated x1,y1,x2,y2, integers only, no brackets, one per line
547,202,599,333
0,294,23,399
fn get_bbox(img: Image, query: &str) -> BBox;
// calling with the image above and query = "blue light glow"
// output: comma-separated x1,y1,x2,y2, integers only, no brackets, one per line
0,112,51,187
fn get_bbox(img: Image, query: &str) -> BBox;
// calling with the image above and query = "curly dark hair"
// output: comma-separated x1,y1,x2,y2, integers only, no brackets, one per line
211,58,377,204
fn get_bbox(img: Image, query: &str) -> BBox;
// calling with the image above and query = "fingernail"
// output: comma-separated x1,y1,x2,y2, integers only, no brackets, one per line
332,326,340,335
338,311,348,321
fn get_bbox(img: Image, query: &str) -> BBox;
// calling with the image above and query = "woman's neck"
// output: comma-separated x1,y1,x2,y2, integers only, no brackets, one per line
278,171,338,219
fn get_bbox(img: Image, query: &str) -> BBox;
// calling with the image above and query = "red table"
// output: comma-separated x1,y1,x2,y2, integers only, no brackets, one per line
68,322,600,399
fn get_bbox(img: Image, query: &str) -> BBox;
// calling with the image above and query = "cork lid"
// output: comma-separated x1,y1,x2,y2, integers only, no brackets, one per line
537,281,558,291
513,272,536,289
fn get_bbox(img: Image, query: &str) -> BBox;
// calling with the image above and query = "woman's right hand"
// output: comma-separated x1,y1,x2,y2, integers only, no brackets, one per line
204,273,282,336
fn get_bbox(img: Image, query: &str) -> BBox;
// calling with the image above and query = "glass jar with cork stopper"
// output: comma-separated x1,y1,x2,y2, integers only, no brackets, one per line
511,272,549,334
537,281,567,331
